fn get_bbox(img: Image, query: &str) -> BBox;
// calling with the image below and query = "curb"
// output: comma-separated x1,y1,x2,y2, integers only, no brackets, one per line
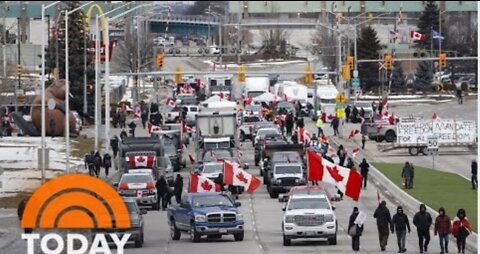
329,137,478,253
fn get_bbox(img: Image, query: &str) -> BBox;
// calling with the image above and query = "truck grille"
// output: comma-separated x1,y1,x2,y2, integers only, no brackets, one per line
207,213,236,223
294,215,325,226
279,177,299,186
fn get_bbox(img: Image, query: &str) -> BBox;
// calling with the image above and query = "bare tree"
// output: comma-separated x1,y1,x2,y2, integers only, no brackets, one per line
311,28,336,71
258,28,291,59
112,33,155,73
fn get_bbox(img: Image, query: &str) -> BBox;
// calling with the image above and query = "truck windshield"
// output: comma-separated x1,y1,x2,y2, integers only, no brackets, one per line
247,91,264,98
203,164,223,173
288,198,330,210
243,116,261,123
204,142,230,150
275,165,302,174
192,195,234,208
163,136,179,156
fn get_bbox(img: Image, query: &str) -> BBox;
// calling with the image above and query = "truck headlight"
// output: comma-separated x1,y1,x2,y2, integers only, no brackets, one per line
325,214,334,222
195,215,206,222
236,213,243,221
295,178,300,183
276,179,281,184
285,215,295,223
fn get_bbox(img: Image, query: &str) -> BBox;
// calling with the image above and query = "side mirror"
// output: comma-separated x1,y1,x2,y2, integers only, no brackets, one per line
113,182,119,188
235,202,241,207
141,209,148,215
243,163,249,170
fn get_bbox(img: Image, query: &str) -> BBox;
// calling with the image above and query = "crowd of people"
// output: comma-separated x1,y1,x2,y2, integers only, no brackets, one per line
83,150,112,177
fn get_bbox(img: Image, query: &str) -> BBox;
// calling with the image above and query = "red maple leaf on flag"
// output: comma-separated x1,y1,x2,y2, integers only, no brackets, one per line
326,165,344,182
201,180,213,191
137,156,145,163
236,172,248,184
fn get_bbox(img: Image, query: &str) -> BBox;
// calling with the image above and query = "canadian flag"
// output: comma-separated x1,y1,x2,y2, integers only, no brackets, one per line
166,98,176,108
352,148,360,158
128,155,155,168
223,160,261,194
147,122,161,134
134,105,141,118
246,97,253,105
348,129,360,139
432,112,440,120
298,127,305,143
410,31,426,41
307,150,363,201
182,144,195,164
182,121,188,134
189,173,221,193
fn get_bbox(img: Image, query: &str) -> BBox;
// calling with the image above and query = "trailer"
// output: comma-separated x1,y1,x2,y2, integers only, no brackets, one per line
376,119,477,155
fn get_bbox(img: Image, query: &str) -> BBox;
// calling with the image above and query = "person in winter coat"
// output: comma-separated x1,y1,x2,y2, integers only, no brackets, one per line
337,145,347,166
285,113,294,136
346,157,355,170
361,134,366,149
359,158,370,189
296,116,304,129
128,121,137,138
330,117,340,136
402,162,414,189
391,206,411,253
141,107,149,129
120,129,128,140
413,204,433,253
93,152,102,177
155,175,168,210
110,135,119,158
348,207,364,251
345,105,351,123
471,159,477,189
373,200,392,251
103,153,112,177
351,106,359,123
316,118,324,137
434,207,451,254
452,208,472,254
173,174,184,204
17,197,32,233
84,152,95,176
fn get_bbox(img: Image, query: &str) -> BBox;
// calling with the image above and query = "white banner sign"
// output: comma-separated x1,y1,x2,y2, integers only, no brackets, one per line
397,120,477,144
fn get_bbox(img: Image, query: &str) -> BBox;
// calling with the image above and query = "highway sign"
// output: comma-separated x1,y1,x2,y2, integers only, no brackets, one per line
352,78,360,88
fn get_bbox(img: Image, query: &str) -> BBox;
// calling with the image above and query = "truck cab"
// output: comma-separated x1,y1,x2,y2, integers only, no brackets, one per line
266,162,307,198
167,192,244,242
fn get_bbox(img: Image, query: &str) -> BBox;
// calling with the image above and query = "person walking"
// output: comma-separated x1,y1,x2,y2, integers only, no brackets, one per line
351,106,359,123
85,151,95,176
346,157,355,170
155,175,168,210
452,209,472,254
128,121,137,138
471,159,477,189
285,112,294,136
359,158,370,189
345,105,351,123
331,117,340,136
173,174,184,204
110,135,119,159
348,207,364,251
391,206,411,253
373,200,392,251
103,153,112,177
141,106,149,129
17,197,32,233
361,134,366,149
402,162,414,189
337,145,347,166
434,207,451,254
93,152,102,177
316,118,324,137
456,88,463,104
413,204,433,253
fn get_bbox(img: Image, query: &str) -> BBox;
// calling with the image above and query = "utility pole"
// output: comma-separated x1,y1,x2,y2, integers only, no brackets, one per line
83,16,88,116
236,1,241,64
15,18,20,112
55,5,60,78
3,2,7,94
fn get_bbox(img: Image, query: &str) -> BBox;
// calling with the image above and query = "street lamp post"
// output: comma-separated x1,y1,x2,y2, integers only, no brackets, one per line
65,1,94,174
41,1,62,183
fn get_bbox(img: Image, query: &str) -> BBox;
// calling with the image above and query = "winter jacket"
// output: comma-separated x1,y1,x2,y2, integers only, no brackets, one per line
472,161,477,175
349,211,364,236
452,217,472,238
155,177,168,195
413,209,432,231
391,213,411,233
373,203,392,228
434,214,451,235
359,161,369,177
401,164,414,178
173,177,183,195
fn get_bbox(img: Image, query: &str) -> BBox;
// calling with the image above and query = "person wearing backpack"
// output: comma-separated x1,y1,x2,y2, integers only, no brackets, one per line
348,207,364,251
103,153,112,177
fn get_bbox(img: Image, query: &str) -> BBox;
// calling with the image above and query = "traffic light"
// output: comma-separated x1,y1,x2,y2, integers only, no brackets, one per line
384,54,393,70
237,65,246,82
439,53,447,69
156,54,164,70
347,56,354,70
16,64,22,76
304,65,313,84
342,64,351,81
175,66,182,84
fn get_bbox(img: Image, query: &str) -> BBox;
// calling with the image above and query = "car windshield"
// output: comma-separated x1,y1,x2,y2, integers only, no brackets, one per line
247,91,265,98
203,149,233,162
203,164,223,173
120,174,152,183
257,128,280,137
192,195,234,208
244,116,261,123
275,165,302,174
288,198,330,210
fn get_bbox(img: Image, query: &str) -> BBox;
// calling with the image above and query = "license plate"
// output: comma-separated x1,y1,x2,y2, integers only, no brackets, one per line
137,190,143,198
219,229,227,233
306,231,316,236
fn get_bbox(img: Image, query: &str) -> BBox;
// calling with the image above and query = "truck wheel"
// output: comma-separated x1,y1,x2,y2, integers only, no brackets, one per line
408,147,419,156
283,234,291,246
190,223,201,242
240,131,245,142
421,147,428,156
376,136,384,143
134,233,143,248
170,220,181,240
385,131,396,143
233,232,244,241
268,188,278,199
328,234,337,245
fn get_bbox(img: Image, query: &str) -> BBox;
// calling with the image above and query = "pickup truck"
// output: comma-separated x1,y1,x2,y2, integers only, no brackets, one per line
167,192,244,242
239,113,262,142
266,162,307,198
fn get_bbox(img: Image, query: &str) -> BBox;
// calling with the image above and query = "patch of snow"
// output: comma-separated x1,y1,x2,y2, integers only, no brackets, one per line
203,60,306,69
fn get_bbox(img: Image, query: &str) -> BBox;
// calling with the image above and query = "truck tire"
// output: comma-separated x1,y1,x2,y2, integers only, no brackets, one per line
190,223,201,242
385,130,396,143
283,234,291,246
233,232,244,241
408,147,419,156
328,233,337,245
421,147,428,156
134,231,144,248
170,219,181,240
376,136,384,143
268,187,278,199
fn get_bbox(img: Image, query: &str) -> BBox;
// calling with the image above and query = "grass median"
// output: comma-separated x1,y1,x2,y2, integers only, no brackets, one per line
373,163,477,232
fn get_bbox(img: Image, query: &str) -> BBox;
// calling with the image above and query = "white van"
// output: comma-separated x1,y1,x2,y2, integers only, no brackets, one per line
244,76,269,99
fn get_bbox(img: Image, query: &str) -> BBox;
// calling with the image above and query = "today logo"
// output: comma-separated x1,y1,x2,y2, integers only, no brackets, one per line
21,174,132,254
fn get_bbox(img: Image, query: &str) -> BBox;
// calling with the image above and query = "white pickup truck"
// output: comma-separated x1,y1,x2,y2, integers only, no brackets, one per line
238,112,262,142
